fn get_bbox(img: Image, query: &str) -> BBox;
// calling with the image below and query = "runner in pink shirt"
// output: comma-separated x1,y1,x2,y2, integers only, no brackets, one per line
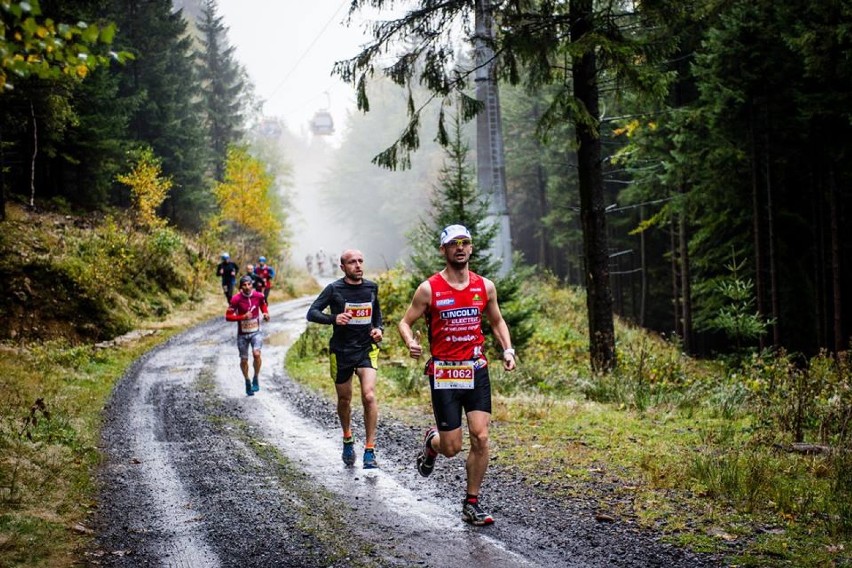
225,275,270,396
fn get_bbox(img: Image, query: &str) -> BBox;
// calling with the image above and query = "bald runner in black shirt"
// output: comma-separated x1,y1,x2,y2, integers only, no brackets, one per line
307,249,383,469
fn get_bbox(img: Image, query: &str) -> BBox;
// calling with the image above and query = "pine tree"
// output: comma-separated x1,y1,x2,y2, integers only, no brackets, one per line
59,66,133,209
407,107,532,351
111,0,211,229
195,0,247,182
407,110,497,285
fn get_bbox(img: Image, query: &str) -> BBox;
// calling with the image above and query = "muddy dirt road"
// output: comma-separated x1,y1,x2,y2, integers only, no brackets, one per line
90,297,721,567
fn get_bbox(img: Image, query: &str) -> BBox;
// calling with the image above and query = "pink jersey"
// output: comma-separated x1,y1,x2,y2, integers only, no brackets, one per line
225,291,268,335
426,272,488,361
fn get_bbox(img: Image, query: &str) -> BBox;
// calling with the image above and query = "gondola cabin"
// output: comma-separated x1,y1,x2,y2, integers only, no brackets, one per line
310,110,334,135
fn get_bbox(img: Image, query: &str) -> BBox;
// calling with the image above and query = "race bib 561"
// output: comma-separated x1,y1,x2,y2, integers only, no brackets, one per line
344,301,372,325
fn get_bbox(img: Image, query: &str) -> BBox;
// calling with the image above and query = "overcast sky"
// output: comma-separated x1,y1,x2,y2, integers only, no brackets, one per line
216,0,379,141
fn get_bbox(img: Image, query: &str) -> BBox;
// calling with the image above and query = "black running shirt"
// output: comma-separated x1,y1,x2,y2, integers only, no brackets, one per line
306,279,383,355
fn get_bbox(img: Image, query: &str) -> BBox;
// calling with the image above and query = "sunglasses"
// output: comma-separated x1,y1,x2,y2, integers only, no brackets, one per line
446,239,472,247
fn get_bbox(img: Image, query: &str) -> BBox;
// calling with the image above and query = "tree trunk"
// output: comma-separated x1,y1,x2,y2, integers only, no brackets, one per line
671,215,680,338
571,0,615,372
829,166,844,354
0,124,6,221
749,111,766,351
30,100,37,208
678,204,692,353
639,206,646,327
536,160,549,267
764,132,781,347
531,102,550,269
813,196,827,348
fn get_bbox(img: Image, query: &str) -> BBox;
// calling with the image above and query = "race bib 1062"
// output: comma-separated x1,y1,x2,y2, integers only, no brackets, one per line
433,360,475,389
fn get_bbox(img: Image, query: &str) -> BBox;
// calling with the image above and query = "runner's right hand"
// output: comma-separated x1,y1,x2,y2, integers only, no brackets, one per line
408,331,422,359
407,341,422,359
336,313,352,325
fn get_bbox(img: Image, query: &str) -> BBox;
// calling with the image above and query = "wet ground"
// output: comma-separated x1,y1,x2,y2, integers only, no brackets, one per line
89,297,724,567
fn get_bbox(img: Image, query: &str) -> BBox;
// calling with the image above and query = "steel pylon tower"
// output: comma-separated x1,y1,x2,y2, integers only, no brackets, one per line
474,0,513,276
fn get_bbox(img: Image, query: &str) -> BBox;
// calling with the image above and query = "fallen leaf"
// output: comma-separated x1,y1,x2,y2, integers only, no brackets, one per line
71,523,94,535
707,527,737,541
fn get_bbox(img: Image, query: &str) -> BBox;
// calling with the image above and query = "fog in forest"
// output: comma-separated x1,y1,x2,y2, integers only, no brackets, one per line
279,132,355,274
203,0,439,275
256,101,444,277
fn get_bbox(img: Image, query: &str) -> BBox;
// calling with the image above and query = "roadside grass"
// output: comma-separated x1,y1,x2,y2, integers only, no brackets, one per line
286,273,852,568
0,291,224,567
0,270,318,567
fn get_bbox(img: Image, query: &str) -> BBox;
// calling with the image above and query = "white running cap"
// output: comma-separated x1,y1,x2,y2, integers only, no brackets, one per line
439,224,471,245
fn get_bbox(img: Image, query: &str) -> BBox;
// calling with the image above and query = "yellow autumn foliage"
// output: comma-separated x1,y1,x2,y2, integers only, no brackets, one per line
116,147,172,230
213,145,283,244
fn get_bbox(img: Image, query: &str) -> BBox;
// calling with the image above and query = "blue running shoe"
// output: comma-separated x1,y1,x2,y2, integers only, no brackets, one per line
251,375,260,392
245,379,254,396
363,448,378,469
342,437,355,466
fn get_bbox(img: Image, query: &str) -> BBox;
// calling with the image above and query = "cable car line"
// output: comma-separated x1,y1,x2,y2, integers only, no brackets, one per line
267,0,350,100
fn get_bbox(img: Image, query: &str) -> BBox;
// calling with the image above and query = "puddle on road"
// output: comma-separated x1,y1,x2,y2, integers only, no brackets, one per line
264,330,292,346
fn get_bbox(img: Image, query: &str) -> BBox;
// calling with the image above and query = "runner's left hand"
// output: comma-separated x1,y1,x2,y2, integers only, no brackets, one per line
503,352,516,371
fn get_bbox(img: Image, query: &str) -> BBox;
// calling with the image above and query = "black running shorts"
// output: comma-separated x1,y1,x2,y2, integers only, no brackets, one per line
330,344,379,384
428,366,491,431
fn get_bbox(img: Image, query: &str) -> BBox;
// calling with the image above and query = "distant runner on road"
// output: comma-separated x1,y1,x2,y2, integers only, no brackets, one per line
226,275,270,396
244,263,265,293
216,253,238,303
398,224,516,526
307,249,384,469
254,256,275,301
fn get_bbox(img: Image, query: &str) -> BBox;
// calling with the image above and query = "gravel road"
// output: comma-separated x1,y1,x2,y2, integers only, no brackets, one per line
89,296,724,567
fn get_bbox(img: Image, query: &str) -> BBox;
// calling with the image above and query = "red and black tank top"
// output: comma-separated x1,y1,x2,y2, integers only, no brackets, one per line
426,272,489,361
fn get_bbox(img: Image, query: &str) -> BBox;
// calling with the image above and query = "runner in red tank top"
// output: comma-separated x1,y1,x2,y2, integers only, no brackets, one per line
426,271,488,362
398,224,516,526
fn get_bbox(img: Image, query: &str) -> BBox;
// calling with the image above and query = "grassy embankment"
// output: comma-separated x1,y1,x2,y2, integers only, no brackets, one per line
287,267,852,568
0,204,317,567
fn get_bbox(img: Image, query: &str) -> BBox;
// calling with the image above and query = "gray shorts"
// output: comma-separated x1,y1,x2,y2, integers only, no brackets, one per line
237,332,263,359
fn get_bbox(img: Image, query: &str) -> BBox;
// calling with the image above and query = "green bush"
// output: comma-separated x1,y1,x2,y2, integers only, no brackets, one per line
294,323,331,359
745,350,852,445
